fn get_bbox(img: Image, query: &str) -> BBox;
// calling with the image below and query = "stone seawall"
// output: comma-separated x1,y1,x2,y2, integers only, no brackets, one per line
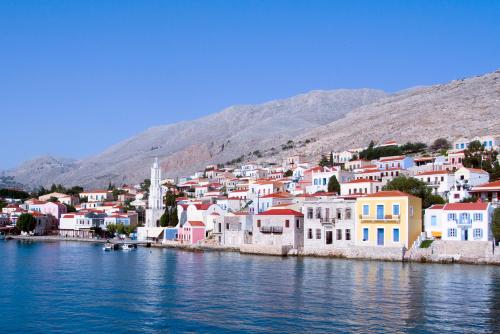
240,244,291,256
299,246,404,261
405,240,500,265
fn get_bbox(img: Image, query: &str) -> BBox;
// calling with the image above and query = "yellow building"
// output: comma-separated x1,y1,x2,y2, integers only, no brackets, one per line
355,191,422,248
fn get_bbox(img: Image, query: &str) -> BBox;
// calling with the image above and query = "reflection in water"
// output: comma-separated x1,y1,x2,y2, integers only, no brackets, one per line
0,241,499,333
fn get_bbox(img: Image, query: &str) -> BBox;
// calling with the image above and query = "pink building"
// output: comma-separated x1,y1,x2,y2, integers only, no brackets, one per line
178,221,206,244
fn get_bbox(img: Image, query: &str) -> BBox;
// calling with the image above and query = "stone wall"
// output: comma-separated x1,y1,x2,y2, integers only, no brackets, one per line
240,244,291,256
405,240,500,264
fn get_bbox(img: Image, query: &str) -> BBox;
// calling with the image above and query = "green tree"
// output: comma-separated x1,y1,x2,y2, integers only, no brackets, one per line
106,224,118,237
159,210,170,227
383,176,445,209
493,208,500,245
16,213,37,233
430,138,451,151
463,140,484,169
48,196,59,202
140,179,151,192
491,161,500,181
318,155,329,167
284,169,293,177
64,204,77,213
327,175,341,194
169,206,179,227
0,199,7,210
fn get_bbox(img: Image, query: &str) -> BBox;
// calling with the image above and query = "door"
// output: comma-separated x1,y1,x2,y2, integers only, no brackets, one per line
376,205,384,219
377,228,385,246
463,229,468,241
326,231,333,245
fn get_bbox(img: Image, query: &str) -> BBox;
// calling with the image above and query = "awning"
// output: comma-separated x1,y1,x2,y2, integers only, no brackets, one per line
145,227,165,238
431,231,442,238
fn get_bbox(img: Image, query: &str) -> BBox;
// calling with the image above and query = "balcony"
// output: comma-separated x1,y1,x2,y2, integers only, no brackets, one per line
319,218,336,225
259,226,283,234
359,214,400,223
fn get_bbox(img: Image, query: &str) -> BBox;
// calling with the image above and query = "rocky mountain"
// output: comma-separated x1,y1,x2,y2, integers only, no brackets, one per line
288,70,500,159
6,69,500,190
5,89,386,189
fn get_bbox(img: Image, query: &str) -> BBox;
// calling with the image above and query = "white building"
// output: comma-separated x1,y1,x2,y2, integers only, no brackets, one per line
449,167,490,203
340,178,383,196
303,198,356,251
414,170,454,199
307,167,353,194
138,158,166,241
253,208,304,251
424,202,494,241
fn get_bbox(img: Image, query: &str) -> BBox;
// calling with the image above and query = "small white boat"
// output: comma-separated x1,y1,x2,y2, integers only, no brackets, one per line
121,243,137,251
103,243,114,251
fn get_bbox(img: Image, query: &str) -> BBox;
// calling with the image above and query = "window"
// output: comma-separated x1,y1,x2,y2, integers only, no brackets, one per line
337,209,342,219
409,207,414,217
257,220,261,228
336,229,342,240
448,228,457,238
285,220,290,228
345,229,351,241
473,213,483,221
363,228,369,241
325,208,330,219
316,229,321,239
393,204,400,216
393,228,400,242
307,208,313,219
431,215,437,226
473,228,483,240
363,205,369,216
376,205,384,219
296,220,300,229
308,228,313,239
448,213,456,221
316,207,322,219
345,208,352,220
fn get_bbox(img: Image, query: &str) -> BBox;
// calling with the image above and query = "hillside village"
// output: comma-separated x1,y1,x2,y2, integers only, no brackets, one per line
2,134,500,263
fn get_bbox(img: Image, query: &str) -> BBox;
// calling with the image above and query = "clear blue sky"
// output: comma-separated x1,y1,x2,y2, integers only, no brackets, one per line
1,0,500,169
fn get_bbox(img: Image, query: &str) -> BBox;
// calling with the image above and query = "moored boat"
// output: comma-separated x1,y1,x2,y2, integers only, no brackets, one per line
121,243,137,251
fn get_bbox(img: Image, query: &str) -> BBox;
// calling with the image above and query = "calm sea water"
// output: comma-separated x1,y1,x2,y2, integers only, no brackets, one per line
1,240,499,333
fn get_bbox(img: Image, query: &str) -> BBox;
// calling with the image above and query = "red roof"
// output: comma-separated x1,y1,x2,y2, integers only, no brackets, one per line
257,209,304,217
187,221,205,227
260,192,292,199
462,167,489,175
345,178,379,184
379,155,406,162
471,180,500,191
417,170,450,176
427,204,445,210
443,202,489,211
365,190,417,198
194,203,211,210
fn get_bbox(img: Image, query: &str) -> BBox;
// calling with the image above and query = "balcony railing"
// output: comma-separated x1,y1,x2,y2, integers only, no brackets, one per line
259,226,283,234
319,218,336,224
359,214,400,223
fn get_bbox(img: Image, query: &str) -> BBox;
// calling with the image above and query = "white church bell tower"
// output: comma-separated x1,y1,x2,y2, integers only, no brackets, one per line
145,157,164,228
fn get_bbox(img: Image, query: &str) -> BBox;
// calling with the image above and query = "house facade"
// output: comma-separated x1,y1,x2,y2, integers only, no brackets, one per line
252,208,304,251
355,191,422,248
303,199,356,251
425,202,493,241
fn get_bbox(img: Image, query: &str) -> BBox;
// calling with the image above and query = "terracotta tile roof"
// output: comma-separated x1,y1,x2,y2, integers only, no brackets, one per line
471,180,500,191
417,170,451,176
257,209,304,217
462,167,489,175
365,190,417,198
443,202,489,211
187,221,205,227
194,203,211,210
427,204,445,210
345,178,379,184
260,192,292,199
379,155,406,162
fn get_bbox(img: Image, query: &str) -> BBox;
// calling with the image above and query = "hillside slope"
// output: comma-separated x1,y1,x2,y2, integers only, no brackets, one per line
7,89,385,188
290,70,500,159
